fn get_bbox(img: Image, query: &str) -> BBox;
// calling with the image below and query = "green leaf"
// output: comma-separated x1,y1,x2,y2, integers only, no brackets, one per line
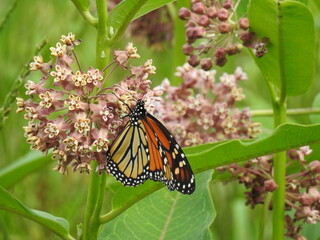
248,0,315,96
105,123,320,209
187,123,320,172
310,93,320,123
0,186,72,239
133,0,176,20
109,0,148,36
235,0,249,17
109,0,174,38
99,171,214,240
0,152,51,188
109,180,162,210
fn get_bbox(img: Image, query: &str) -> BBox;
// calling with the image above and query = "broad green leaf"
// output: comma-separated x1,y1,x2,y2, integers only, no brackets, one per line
109,179,162,210
109,0,149,36
99,171,214,240
0,152,51,188
0,186,71,239
106,123,320,209
133,0,176,20
109,0,174,37
235,0,249,17
187,123,320,172
248,0,315,96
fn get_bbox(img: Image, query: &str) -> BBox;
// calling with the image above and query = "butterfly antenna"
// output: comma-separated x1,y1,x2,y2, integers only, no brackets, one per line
112,92,133,113
114,84,139,101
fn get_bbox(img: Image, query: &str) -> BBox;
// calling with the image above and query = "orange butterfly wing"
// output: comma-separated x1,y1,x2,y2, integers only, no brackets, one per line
107,100,195,194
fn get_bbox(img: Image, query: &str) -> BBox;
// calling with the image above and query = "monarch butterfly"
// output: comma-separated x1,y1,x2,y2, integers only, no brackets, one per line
106,98,195,194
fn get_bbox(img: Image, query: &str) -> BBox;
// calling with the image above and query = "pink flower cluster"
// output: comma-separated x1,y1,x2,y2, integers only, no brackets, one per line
218,146,320,239
178,0,268,69
17,34,160,174
17,33,259,178
155,64,261,147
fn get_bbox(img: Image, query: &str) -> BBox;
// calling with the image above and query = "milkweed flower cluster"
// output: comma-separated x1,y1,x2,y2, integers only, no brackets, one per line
218,146,320,239
178,0,268,69
155,64,261,147
17,33,258,177
17,33,160,174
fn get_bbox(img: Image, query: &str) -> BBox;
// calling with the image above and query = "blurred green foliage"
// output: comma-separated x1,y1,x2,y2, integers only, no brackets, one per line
0,0,319,239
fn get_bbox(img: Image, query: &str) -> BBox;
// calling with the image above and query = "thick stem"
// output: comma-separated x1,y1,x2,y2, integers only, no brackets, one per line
272,100,287,240
70,0,98,27
251,107,320,117
83,161,101,240
96,0,110,69
89,173,107,239
259,192,272,240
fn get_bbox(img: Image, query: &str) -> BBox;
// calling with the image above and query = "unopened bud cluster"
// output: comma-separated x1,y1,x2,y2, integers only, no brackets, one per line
178,0,268,69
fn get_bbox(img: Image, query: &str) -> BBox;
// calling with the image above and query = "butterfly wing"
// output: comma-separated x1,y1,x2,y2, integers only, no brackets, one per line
142,114,195,194
106,120,150,187
106,99,195,194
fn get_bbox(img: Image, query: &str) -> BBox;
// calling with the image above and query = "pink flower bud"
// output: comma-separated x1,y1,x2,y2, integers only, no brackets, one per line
188,55,200,67
207,7,218,18
223,0,233,9
218,22,231,33
200,58,213,71
226,45,240,55
194,26,205,38
308,160,320,173
182,44,194,55
239,31,253,43
185,20,196,28
186,27,195,39
214,47,227,59
192,2,206,14
239,18,249,30
178,7,191,20
217,8,229,21
299,193,316,206
215,57,227,67
264,179,278,192
198,15,210,27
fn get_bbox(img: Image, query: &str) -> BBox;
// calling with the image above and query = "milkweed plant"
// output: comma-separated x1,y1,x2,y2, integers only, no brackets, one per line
1,0,319,240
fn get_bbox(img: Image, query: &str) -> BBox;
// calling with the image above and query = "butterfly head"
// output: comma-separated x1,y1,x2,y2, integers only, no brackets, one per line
128,99,147,123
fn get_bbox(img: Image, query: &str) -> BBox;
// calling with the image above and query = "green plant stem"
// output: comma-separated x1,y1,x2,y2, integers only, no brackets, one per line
0,0,18,32
83,161,101,240
251,107,320,117
259,192,272,240
108,0,148,46
272,100,287,240
82,2,110,239
70,0,97,27
89,173,107,240
82,162,107,240
96,0,110,69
